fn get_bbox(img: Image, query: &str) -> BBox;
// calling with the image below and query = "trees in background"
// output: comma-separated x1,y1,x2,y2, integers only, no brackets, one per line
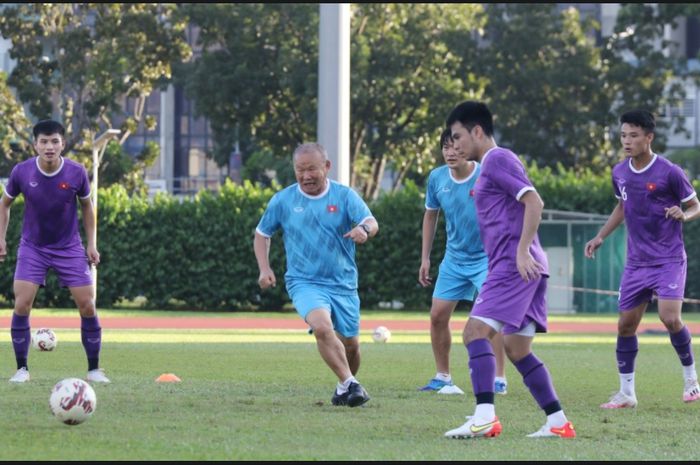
180,4,486,199
348,4,486,199
0,3,191,189
445,3,700,169
1,4,698,193
469,4,613,168
0,71,31,175
175,3,318,188
179,3,700,193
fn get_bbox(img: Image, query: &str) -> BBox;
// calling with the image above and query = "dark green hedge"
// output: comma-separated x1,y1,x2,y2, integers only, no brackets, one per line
1,164,698,310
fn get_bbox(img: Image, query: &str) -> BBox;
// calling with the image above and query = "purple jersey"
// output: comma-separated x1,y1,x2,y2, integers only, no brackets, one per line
612,154,697,266
473,147,549,276
4,157,91,249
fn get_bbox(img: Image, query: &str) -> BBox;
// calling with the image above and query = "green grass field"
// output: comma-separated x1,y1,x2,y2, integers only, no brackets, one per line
0,313,699,460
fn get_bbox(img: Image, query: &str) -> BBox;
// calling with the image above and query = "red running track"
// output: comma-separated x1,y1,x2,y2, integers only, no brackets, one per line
1,316,699,334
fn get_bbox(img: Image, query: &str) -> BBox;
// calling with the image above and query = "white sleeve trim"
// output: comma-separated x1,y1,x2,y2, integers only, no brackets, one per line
2,191,15,199
682,191,697,203
425,205,439,211
358,215,375,225
79,193,92,200
614,194,621,199
255,227,272,238
515,186,535,201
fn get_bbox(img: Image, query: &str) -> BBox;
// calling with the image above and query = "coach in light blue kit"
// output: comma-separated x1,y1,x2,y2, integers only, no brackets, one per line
253,142,378,407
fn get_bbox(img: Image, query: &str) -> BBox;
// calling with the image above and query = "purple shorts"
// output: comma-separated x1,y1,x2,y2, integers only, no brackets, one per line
618,260,686,311
470,272,548,334
15,240,93,288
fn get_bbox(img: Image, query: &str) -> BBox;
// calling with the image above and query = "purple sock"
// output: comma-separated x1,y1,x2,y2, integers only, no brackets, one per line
467,338,495,404
11,313,30,369
81,315,102,371
514,352,561,414
616,335,638,374
670,326,694,367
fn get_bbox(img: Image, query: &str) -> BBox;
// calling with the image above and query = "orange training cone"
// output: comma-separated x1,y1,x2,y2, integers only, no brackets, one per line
155,373,181,383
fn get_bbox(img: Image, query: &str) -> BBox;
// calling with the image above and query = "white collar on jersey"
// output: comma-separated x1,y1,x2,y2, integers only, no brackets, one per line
628,153,658,174
35,156,65,177
297,178,331,199
448,161,480,184
480,146,500,165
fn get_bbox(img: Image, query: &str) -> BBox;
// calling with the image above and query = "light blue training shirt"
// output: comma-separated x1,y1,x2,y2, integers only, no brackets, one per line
256,180,374,293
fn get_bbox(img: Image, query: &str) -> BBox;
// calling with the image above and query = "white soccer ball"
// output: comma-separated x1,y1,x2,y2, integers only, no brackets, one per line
32,328,57,351
372,325,391,343
49,378,97,426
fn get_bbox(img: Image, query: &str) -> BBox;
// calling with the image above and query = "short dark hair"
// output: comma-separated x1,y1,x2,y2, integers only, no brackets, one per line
33,119,65,139
620,110,655,134
445,101,494,136
440,128,453,149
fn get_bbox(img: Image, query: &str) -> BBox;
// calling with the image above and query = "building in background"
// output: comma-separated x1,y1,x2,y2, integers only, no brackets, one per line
114,23,227,196
0,22,227,197
1,5,698,196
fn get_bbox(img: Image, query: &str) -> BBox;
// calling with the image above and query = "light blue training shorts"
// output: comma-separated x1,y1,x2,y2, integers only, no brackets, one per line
433,258,488,302
287,283,361,338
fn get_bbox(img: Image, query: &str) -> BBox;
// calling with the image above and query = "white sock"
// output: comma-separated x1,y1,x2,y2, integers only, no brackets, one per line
495,376,507,384
546,410,568,428
683,363,697,381
336,376,357,394
435,372,452,382
619,372,635,397
474,403,495,421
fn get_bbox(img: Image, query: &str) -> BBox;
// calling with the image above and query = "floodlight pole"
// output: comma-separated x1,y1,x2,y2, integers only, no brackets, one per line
90,129,121,294
318,4,351,185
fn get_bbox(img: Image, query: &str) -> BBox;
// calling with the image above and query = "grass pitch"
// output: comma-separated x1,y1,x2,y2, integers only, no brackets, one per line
0,320,698,460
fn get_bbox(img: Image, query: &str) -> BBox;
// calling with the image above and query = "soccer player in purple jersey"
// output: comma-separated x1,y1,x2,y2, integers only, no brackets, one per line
0,120,109,384
418,128,508,396
443,101,575,439
585,109,700,408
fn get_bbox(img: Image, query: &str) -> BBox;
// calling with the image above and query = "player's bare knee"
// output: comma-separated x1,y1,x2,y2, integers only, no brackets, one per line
617,326,636,337
311,323,335,340
13,302,32,316
13,292,35,314
463,320,491,345
659,315,683,333
505,344,528,363
617,318,638,336
430,310,450,328
462,327,481,345
77,300,96,318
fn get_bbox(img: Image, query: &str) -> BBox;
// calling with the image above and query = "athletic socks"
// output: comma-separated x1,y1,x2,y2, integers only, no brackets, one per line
435,372,452,383
467,338,496,405
81,315,102,371
11,313,30,369
670,325,695,367
619,372,636,397
616,335,638,374
514,352,560,411
546,410,569,428
336,376,358,395
683,363,697,381
474,403,495,421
